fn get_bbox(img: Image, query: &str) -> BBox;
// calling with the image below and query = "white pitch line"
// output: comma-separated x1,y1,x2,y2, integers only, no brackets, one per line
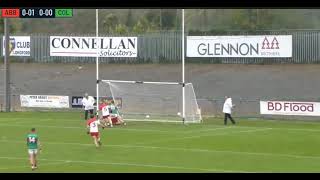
0,122,231,134
0,161,69,170
0,124,83,129
0,156,250,173
209,124,320,133
2,115,320,133
106,144,320,160
135,128,273,145
4,116,320,125
0,123,180,134
3,116,320,126
182,126,232,134
4,132,320,161
0,117,79,121
2,119,320,134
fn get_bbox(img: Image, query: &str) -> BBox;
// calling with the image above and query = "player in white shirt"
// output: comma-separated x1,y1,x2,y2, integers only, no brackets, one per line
82,93,95,120
223,96,236,125
101,101,113,128
86,115,106,148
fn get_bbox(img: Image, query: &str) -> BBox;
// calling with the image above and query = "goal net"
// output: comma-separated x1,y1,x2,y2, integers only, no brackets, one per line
99,80,202,123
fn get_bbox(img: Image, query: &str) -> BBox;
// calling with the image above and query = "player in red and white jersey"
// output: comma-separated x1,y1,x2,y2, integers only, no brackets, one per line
101,101,113,128
86,115,106,148
99,100,107,111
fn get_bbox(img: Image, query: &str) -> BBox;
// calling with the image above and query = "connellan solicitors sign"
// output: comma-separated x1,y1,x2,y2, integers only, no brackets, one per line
187,35,292,58
50,36,137,57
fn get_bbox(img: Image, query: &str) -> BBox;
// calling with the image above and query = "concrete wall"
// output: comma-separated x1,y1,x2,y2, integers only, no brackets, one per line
1,63,319,117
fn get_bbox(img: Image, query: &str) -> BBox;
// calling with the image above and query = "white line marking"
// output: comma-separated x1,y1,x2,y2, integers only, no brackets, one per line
2,137,320,161
0,156,250,173
209,124,320,133
135,128,273,145
1,120,320,133
182,126,232,133
3,116,320,126
0,161,69,170
0,123,230,134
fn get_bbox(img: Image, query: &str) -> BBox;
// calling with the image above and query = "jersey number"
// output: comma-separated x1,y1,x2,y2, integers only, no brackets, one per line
28,137,36,143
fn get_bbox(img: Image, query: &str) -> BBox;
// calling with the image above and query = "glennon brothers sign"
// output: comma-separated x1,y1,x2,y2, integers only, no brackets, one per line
50,36,137,57
187,35,292,58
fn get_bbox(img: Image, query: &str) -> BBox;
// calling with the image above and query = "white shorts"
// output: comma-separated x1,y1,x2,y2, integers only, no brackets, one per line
28,149,38,155
111,114,118,117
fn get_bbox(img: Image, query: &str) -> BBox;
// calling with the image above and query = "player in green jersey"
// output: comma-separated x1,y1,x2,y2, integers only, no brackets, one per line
26,128,41,170
109,100,126,125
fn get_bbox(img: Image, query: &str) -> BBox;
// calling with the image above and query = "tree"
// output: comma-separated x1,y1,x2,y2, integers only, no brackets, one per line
115,24,128,35
125,9,134,30
0,18,4,33
160,9,176,30
144,10,160,27
132,20,145,34
0,18,22,34
102,13,119,34
229,9,263,31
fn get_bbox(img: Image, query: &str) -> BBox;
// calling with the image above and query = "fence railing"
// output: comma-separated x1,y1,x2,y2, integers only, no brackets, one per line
2,30,320,64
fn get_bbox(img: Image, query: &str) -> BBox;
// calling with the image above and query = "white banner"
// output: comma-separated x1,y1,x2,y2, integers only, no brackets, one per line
2,36,31,56
187,35,292,58
260,101,320,116
20,95,69,108
50,36,137,57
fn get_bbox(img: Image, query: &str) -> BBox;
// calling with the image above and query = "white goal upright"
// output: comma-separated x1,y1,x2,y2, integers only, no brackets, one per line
99,80,202,123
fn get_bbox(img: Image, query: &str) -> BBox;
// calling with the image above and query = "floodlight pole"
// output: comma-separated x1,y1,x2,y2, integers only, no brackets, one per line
4,18,10,112
182,9,185,124
96,9,99,116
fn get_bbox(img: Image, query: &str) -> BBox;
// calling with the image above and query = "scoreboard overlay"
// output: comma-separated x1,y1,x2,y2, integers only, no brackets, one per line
1,8,73,18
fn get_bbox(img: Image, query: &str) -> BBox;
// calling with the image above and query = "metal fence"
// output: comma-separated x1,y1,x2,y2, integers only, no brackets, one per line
1,31,182,64
2,30,320,64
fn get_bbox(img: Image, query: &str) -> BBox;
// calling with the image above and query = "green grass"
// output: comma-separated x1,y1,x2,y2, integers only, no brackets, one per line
1,111,320,172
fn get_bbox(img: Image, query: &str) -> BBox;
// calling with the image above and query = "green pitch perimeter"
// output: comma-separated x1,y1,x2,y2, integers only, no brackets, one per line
1,111,320,173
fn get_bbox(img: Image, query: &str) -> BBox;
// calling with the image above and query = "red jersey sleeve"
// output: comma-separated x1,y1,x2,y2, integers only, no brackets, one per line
86,117,96,125
99,103,106,110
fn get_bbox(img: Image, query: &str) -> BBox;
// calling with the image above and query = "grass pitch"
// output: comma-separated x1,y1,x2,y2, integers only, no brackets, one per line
1,111,320,172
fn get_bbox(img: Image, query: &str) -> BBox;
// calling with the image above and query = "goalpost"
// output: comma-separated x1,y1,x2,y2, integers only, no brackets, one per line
99,80,202,123
95,9,200,123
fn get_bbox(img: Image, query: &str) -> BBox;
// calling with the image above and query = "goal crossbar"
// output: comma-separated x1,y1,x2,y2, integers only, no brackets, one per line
101,80,191,86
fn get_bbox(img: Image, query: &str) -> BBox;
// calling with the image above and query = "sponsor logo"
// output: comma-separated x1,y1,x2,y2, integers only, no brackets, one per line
187,35,292,58
3,36,31,57
262,37,279,49
50,36,138,57
9,37,15,54
71,96,122,108
260,101,320,116
267,102,314,112
20,95,69,108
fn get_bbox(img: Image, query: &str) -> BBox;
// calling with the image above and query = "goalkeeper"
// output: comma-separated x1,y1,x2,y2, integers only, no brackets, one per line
109,100,126,125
